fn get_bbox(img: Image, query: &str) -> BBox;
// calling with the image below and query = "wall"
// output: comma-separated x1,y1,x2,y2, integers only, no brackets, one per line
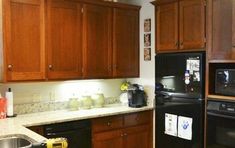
128,0,155,106
0,79,124,105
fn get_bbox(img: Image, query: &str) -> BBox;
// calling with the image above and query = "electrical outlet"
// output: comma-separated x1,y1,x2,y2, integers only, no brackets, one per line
32,93,41,103
49,91,55,102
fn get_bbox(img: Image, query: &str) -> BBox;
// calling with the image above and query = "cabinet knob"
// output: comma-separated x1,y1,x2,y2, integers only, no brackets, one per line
180,42,183,46
7,64,13,70
124,133,127,136
121,134,124,137
48,65,53,70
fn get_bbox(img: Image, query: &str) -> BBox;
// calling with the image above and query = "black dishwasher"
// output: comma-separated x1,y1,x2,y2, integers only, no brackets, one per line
44,120,91,148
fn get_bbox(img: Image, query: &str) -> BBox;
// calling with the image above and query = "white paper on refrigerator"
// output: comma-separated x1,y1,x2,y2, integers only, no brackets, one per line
164,113,178,137
178,116,193,140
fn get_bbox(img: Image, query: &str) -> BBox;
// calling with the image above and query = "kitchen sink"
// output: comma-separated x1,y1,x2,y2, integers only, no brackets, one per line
0,134,34,148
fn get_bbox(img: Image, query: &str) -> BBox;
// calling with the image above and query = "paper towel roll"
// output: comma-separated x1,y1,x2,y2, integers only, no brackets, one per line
6,88,13,117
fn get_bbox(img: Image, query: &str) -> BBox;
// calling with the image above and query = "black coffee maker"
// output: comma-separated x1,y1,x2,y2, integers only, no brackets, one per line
127,84,147,108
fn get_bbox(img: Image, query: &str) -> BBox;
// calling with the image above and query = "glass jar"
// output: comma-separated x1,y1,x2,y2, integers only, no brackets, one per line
91,93,105,108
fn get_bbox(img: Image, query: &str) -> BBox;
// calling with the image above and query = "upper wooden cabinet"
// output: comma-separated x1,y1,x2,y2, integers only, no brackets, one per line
3,0,46,81
2,0,140,82
47,0,83,80
113,8,139,77
83,4,112,79
156,2,178,51
179,0,205,50
232,0,235,55
154,0,206,53
207,0,234,61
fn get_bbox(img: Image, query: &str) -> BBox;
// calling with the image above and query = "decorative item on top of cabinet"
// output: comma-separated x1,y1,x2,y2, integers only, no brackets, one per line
207,0,235,61
83,4,112,79
152,0,206,53
3,0,46,81
113,7,139,77
46,0,83,80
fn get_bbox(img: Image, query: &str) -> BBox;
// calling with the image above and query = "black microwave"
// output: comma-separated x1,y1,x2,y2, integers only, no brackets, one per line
215,69,235,96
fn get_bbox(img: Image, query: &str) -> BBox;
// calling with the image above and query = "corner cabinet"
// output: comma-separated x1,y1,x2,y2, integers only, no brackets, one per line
46,0,83,80
113,8,139,77
3,0,46,81
92,111,153,148
153,0,206,53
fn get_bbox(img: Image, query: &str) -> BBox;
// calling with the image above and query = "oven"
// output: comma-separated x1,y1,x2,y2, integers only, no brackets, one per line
207,100,235,148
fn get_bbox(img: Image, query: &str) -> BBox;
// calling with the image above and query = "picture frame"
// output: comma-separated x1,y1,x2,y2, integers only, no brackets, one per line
144,48,151,61
144,18,151,32
144,33,151,47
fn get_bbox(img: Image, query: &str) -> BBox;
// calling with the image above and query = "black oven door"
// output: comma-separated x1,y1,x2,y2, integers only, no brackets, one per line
207,111,235,148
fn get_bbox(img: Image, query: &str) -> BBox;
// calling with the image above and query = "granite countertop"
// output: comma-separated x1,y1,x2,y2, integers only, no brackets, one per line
0,104,154,142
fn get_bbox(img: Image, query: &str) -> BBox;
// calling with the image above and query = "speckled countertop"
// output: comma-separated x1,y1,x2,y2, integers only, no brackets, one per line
0,104,154,143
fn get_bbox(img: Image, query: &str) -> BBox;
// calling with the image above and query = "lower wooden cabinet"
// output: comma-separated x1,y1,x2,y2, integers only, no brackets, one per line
92,129,123,148
92,111,153,148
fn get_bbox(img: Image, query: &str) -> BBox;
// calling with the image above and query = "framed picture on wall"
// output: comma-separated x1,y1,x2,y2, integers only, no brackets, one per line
144,18,151,32
144,48,151,61
144,33,151,47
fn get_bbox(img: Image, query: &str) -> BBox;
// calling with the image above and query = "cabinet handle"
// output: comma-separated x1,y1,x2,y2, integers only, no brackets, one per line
175,42,178,47
7,64,13,70
48,65,53,70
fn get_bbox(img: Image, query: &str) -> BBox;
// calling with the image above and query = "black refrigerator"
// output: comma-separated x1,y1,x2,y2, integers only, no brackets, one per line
155,52,205,148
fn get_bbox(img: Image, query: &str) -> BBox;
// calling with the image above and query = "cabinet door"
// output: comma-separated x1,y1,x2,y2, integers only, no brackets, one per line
179,0,205,50
156,2,178,52
123,125,150,148
93,130,123,148
232,0,235,59
83,4,112,79
47,0,83,80
208,0,233,60
113,8,139,77
3,0,45,81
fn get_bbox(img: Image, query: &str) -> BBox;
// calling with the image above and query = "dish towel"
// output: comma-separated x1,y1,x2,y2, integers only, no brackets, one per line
178,116,193,140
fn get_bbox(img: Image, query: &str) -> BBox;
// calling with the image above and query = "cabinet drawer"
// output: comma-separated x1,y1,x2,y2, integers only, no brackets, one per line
92,115,123,133
124,111,151,127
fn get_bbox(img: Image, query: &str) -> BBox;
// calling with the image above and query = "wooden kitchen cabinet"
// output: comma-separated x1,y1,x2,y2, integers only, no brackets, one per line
179,0,205,50
123,125,150,148
2,0,140,81
46,0,83,80
156,2,178,51
154,0,206,53
92,129,123,148
3,0,46,81
83,4,112,79
113,8,139,78
92,111,153,148
207,0,234,61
